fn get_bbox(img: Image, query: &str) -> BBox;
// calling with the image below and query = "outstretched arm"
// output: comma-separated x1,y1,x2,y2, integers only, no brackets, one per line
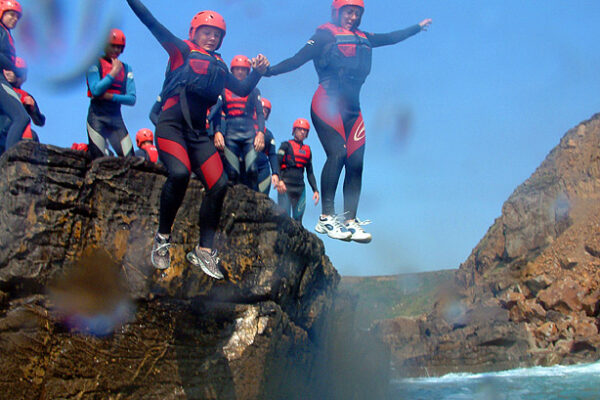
366,19,431,48
225,54,269,97
265,29,331,77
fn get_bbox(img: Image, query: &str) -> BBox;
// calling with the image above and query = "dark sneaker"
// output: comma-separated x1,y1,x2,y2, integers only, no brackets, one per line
151,233,171,270
186,247,224,280
315,214,352,241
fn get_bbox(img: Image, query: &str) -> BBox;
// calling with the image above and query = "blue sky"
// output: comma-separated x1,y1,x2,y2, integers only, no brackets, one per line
15,0,600,276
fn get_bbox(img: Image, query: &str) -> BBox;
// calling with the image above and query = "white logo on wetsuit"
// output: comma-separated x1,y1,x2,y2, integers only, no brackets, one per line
352,119,365,142
307,40,315,46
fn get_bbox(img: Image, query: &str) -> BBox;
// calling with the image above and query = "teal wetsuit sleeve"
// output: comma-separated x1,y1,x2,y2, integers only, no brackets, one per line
86,63,114,97
366,24,422,48
111,64,136,106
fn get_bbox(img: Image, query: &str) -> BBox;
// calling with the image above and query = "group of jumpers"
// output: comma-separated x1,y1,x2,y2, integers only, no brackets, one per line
0,0,431,280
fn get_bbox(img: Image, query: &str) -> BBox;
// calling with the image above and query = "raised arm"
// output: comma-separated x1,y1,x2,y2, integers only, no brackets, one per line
366,19,432,48
265,29,331,77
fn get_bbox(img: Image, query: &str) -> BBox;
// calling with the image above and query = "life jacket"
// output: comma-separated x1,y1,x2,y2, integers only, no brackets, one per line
223,88,251,118
314,22,372,84
281,140,311,170
160,41,228,103
87,58,127,97
13,87,28,104
142,144,159,163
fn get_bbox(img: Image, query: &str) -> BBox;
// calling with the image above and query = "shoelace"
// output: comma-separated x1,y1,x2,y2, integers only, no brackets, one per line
355,218,372,226
154,235,171,255
210,249,220,265
331,213,349,230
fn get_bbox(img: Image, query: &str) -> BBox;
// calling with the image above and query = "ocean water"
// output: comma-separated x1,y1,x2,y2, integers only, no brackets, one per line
391,361,600,400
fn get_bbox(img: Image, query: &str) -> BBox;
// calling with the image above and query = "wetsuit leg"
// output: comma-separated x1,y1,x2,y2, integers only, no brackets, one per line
241,138,258,191
342,109,365,220
187,132,228,249
257,162,271,194
0,76,31,150
87,110,110,159
290,186,307,222
104,117,134,157
277,191,292,218
223,138,242,184
311,85,346,216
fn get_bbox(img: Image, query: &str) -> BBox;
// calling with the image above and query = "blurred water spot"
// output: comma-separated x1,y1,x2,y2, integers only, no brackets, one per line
372,104,414,152
48,247,134,337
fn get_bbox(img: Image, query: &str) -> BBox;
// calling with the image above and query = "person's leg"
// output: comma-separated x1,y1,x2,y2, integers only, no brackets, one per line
290,186,307,223
0,77,31,150
241,137,259,191
223,138,242,184
86,111,110,159
105,116,134,157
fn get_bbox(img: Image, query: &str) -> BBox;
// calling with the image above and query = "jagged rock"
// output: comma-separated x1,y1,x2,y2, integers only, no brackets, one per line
523,274,553,296
537,278,586,313
0,142,387,399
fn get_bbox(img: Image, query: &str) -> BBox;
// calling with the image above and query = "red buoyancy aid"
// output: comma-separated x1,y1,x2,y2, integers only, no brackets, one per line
143,144,159,163
223,88,251,118
281,140,311,170
314,22,372,84
13,87,28,104
160,41,228,103
87,58,126,97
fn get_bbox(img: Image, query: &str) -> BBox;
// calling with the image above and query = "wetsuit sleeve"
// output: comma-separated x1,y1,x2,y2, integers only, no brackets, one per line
254,89,265,134
149,96,162,126
225,70,262,97
86,63,113,97
126,0,189,58
22,92,45,127
365,25,422,48
0,29,16,73
265,30,331,77
211,95,224,132
277,142,290,168
266,133,279,176
305,152,318,193
111,64,136,106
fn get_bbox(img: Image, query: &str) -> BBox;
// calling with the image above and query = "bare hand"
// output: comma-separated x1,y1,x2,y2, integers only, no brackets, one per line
313,191,320,206
277,180,287,194
23,96,34,107
251,54,270,75
271,174,279,188
214,131,225,151
254,131,265,152
109,58,123,77
99,92,114,101
419,18,432,31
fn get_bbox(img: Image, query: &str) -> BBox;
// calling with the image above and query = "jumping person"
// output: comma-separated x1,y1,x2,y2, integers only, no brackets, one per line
86,28,136,159
125,0,269,279
265,0,431,243
134,128,158,163
255,97,280,195
0,0,31,152
277,118,319,223
212,55,265,190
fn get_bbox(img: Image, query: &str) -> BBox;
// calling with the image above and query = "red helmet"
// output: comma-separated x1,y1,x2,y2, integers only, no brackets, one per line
71,143,88,152
0,0,22,18
293,118,310,131
108,28,126,47
331,0,364,23
136,128,154,148
261,98,271,112
230,55,250,70
189,10,226,49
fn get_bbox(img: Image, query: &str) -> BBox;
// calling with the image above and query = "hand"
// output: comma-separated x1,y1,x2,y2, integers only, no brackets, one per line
23,96,34,107
254,131,265,152
313,191,320,206
277,180,287,194
99,92,114,101
214,131,225,151
419,18,432,31
3,69,15,83
251,54,270,75
271,174,279,188
109,58,123,77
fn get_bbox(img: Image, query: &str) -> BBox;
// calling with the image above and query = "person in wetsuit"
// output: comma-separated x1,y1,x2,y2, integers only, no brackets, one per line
0,56,43,153
265,0,431,243
212,55,265,190
255,97,280,195
134,128,159,163
86,28,136,159
277,118,319,223
125,0,269,279
0,0,31,152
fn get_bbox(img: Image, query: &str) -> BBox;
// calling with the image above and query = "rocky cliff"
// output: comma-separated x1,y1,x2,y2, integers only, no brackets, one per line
0,142,388,399
375,113,600,377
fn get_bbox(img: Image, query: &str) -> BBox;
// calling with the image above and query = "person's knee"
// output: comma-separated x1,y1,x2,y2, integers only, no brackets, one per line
169,168,190,188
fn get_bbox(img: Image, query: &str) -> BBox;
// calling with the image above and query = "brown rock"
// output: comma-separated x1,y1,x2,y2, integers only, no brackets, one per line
537,278,586,313
535,322,559,343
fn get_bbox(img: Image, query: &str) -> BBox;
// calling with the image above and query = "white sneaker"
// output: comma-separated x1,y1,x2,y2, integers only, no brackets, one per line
315,214,352,241
186,246,224,280
151,233,171,269
345,218,372,243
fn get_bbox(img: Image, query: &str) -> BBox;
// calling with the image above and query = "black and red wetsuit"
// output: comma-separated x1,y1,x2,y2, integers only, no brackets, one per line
135,144,159,164
277,139,318,222
213,87,264,189
266,22,422,220
0,85,44,153
0,22,30,151
126,0,262,248
86,56,136,158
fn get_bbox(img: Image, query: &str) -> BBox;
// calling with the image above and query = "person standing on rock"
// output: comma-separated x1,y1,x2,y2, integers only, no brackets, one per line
265,0,431,243
0,0,31,152
85,28,136,159
212,55,265,191
125,0,269,279
256,97,280,195
277,118,319,223
134,128,158,163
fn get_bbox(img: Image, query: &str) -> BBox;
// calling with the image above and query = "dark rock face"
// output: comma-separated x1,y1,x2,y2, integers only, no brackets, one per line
0,142,387,399
375,113,600,377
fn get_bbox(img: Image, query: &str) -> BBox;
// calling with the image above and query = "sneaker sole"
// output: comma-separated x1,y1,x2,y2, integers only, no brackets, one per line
350,235,372,244
186,252,224,280
151,254,170,270
315,224,328,234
